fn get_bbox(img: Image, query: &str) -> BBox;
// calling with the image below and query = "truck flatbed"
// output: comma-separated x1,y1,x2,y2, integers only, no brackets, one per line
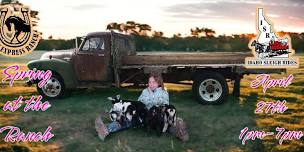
122,52,252,66
121,52,283,75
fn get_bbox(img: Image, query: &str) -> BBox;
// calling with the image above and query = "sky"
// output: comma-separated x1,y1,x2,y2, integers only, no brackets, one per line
20,0,304,39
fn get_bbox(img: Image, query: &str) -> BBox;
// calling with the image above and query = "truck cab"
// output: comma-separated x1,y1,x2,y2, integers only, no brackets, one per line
27,32,135,98
73,32,111,82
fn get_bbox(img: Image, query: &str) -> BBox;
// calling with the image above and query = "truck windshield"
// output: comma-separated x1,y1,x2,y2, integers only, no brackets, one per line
81,37,105,52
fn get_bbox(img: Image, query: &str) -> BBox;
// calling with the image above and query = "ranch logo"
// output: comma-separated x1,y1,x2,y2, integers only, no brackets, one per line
245,8,299,69
0,3,40,57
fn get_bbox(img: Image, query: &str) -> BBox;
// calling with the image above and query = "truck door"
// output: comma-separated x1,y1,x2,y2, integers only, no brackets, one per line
74,36,108,81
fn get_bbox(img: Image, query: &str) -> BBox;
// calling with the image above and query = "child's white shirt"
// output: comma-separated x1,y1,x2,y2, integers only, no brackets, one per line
138,87,169,109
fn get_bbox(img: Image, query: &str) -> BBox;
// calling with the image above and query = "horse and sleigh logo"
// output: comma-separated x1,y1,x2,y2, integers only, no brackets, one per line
251,39,289,59
245,8,299,68
0,3,41,57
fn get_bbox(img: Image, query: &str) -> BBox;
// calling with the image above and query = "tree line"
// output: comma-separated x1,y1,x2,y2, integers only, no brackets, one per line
36,21,304,53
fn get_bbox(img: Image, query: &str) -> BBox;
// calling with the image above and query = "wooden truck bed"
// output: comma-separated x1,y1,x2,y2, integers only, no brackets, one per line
122,52,252,66
120,51,284,74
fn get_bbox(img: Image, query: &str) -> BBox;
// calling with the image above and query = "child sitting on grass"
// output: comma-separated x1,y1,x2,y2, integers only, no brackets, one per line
95,72,189,142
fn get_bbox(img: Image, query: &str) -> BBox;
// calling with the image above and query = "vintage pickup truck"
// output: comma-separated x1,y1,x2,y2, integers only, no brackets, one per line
27,31,284,104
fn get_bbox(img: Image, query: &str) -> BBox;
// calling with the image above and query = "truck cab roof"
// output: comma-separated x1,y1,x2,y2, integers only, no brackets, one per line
86,31,132,39
86,32,110,37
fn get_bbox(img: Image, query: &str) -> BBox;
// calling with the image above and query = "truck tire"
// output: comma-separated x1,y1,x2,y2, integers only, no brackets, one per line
192,72,228,105
37,74,65,100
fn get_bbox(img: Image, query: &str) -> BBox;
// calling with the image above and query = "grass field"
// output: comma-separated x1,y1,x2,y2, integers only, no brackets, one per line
0,52,303,152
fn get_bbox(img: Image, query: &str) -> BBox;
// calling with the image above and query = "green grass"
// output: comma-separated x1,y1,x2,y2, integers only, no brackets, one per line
0,87,264,152
0,52,303,152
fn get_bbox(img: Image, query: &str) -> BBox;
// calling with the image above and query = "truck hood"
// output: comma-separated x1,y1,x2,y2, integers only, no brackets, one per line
40,49,74,61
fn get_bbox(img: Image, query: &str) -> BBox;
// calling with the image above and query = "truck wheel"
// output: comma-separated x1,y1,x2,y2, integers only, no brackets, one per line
37,74,65,100
192,72,228,105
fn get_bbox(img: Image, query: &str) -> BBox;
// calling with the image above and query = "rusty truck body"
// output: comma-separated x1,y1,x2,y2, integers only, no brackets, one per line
27,31,284,104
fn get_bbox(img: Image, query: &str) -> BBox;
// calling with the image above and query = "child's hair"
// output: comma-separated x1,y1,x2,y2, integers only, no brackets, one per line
149,72,164,89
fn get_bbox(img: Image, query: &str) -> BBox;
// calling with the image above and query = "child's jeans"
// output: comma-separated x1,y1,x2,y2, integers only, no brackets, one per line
107,120,132,133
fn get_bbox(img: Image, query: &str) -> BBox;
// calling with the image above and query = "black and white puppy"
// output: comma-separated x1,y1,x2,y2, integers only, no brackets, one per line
109,108,124,123
107,94,147,127
161,104,177,133
146,105,164,134
124,104,143,127
146,104,177,134
108,95,124,112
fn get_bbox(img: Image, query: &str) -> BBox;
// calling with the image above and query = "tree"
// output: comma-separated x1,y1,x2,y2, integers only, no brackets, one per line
137,24,151,36
106,22,120,31
190,27,200,37
152,31,163,37
203,28,216,37
125,21,139,35
106,21,152,36
173,33,182,38
190,27,216,37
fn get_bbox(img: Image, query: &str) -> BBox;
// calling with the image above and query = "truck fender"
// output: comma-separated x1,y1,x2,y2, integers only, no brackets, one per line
27,58,78,88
